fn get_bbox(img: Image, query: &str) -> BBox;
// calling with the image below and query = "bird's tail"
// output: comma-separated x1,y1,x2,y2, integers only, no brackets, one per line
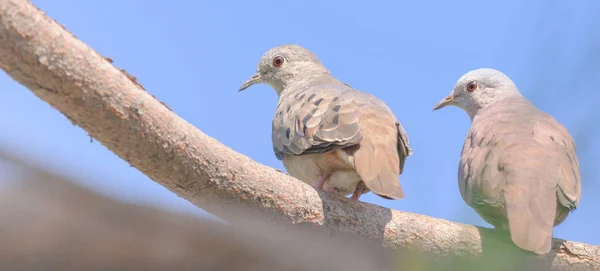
505,185,557,254
352,136,404,200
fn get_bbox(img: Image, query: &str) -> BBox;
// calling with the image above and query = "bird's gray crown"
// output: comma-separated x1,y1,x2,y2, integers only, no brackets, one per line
259,44,324,67
455,68,518,91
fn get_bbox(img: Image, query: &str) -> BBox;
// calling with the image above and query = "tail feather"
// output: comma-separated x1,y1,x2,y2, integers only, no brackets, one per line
352,137,404,199
505,185,556,254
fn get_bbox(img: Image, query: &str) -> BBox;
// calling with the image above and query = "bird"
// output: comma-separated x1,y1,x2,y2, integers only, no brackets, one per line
238,44,412,201
433,68,581,255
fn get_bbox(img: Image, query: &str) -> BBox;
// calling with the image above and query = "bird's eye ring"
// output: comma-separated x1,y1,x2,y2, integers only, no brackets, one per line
273,55,284,67
466,81,478,92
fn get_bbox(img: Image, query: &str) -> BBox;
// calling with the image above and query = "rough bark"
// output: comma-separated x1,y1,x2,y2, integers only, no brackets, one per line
0,0,597,270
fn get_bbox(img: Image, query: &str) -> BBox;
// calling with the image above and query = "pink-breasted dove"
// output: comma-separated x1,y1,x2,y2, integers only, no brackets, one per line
433,68,581,255
239,44,412,201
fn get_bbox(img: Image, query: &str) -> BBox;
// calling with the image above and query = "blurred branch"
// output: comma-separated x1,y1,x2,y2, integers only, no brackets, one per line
0,0,597,270
0,151,391,271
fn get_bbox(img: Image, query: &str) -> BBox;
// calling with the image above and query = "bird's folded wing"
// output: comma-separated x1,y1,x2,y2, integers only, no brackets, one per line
272,83,363,160
532,115,581,210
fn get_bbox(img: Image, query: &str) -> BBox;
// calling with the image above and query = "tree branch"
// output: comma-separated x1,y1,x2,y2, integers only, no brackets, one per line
0,0,597,270
0,152,392,271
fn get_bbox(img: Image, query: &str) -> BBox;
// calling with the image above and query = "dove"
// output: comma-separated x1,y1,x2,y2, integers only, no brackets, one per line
433,68,581,255
239,44,412,201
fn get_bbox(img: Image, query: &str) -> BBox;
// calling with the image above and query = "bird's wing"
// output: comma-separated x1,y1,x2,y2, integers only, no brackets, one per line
272,82,362,160
531,114,581,211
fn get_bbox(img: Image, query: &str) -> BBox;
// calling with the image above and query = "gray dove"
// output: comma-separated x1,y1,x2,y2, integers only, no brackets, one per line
433,68,581,254
239,44,412,201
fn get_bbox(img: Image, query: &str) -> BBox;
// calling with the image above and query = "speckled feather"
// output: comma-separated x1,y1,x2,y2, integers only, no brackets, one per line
273,79,411,199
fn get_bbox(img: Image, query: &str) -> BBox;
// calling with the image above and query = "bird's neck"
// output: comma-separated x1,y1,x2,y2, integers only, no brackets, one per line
276,72,335,98
469,95,528,122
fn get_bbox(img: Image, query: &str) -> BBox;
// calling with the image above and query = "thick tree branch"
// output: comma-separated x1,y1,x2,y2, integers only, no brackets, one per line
0,0,597,270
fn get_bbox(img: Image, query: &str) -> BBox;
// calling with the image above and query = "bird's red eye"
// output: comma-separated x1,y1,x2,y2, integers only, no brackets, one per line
466,81,478,92
273,55,284,67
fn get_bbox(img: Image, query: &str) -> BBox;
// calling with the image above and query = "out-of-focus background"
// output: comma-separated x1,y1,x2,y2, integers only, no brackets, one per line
1,0,598,247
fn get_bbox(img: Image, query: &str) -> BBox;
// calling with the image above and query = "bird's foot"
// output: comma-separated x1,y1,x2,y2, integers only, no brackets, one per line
350,190,362,201
312,174,331,190
326,186,340,193
350,182,367,201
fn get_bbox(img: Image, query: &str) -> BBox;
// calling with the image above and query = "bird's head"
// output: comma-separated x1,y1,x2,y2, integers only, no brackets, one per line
238,44,330,95
433,68,522,118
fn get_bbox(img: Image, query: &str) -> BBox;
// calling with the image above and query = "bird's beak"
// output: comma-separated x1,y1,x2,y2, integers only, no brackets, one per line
433,93,455,111
238,72,263,92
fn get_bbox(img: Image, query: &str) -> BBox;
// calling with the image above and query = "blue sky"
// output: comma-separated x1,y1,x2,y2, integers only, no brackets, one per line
1,0,598,246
